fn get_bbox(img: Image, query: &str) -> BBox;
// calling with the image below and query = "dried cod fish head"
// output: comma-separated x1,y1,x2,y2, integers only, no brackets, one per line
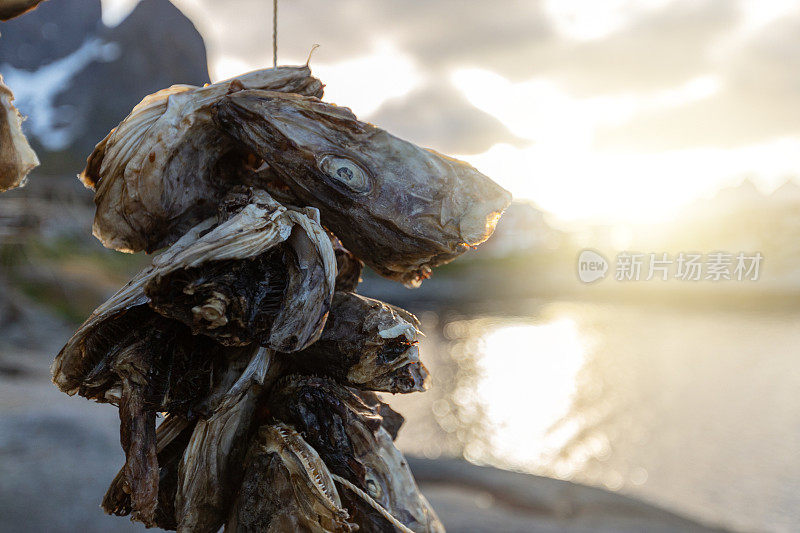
53,188,336,397
146,188,336,352
81,66,323,253
213,90,512,286
227,423,355,532
343,426,443,533
287,292,429,394
269,376,444,532
0,74,39,192
51,216,221,396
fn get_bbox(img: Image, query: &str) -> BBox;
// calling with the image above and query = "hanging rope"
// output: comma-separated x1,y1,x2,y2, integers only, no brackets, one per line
272,0,278,67
331,474,416,533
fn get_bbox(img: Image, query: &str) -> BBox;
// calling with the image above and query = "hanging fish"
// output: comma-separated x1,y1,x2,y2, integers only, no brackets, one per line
213,89,512,286
0,74,39,192
267,375,445,532
57,41,513,529
102,416,194,530
175,353,266,533
227,423,356,533
80,66,324,253
50,189,336,527
284,291,429,394
52,188,336,398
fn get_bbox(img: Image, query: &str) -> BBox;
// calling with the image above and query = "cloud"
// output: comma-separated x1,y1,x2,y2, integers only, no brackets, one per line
539,0,740,94
176,0,553,79
171,0,800,166
367,80,524,154
172,0,549,154
595,10,800,151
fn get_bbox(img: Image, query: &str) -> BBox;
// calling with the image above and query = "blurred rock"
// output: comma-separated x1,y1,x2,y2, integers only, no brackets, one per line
408,457,729,532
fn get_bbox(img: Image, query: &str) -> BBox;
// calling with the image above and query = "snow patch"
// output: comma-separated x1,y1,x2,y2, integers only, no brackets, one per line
1,38,121,151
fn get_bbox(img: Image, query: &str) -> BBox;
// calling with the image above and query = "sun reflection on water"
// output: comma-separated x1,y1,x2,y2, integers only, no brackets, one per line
447,318,591,474
391,303,800,532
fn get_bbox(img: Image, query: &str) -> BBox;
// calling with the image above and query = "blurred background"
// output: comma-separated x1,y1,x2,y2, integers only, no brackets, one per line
1,1,799,531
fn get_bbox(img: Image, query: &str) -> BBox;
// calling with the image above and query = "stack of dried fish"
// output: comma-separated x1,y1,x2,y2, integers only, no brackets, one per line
53,65,511,532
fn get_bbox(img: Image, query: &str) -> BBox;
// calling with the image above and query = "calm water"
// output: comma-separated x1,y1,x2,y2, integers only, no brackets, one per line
389,300,800,533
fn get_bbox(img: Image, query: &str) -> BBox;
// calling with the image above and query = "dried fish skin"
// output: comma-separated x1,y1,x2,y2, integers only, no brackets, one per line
103,416,194,531
213,89,512,286
331,235,363,292
0,0,45,20
144,192,335,352
53,190,336,395
269,206,337,351
0,74,39,192
176,371,262,533
82,66,323,253
342,428,444,533
227,423,355,533
146,250,289,347
286,292,429,394
268,376,382,482
105,347,274,531
268,376,444,532
52,218,217,395
356,390,405,441
113,338,160,526
149,423,193,531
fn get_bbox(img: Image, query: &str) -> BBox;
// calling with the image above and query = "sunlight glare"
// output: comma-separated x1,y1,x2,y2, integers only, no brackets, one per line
452,68,800,224
100,0,139,26
312,42,423,118
211,56,251,82
467,319,587,469
460,139,800,224
542,0,671,41
210,41,422,118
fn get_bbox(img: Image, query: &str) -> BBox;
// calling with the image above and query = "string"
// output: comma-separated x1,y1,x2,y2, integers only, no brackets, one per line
330,474,416,533
272,0,278,67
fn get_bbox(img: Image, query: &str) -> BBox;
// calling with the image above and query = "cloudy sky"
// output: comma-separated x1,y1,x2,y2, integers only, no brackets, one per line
104,0,800,224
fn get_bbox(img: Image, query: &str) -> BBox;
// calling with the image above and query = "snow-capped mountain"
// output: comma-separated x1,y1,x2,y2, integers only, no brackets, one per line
0,0,209,173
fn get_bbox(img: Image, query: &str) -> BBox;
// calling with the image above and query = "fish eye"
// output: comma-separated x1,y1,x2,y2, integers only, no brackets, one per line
365,473,383,499
319,155,372,194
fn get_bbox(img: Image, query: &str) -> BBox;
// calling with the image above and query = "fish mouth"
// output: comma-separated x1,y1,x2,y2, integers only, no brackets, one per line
263,423,348,517
377,340,429,393
390,360,429,393
457,184,513,246
460,206,506,246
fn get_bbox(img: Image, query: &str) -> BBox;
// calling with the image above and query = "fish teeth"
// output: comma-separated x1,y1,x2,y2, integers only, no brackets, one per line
272,423,342,510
